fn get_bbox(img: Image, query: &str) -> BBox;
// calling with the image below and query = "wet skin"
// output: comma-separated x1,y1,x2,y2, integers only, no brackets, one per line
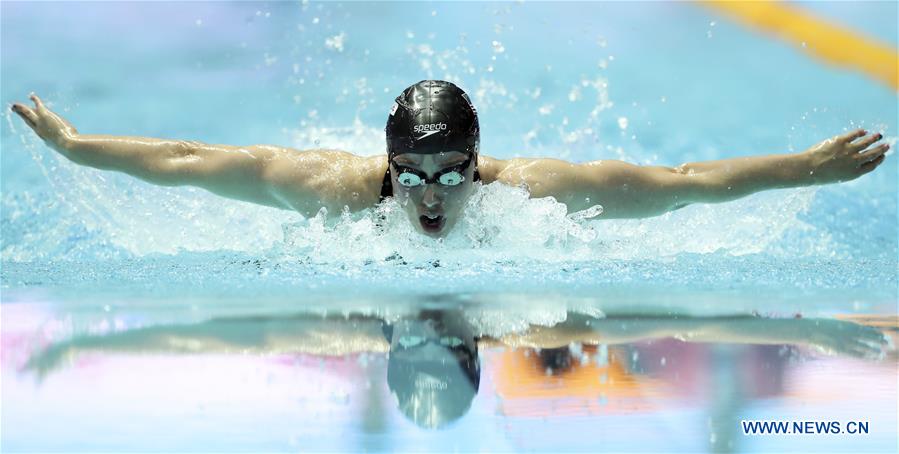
390,151,477,238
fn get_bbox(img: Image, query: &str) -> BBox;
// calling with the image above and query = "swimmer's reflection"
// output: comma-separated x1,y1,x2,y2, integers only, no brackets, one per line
25,308,892,430
383,310,480,428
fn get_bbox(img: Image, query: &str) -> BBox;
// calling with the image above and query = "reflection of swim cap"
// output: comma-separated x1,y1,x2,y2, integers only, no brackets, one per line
386,340,480,429
385,80,480,159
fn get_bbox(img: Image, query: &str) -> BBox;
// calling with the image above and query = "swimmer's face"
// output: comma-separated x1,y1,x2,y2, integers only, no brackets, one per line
390,151,476,238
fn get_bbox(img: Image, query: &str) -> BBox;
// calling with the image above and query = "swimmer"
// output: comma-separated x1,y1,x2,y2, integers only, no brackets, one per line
10,80,890,237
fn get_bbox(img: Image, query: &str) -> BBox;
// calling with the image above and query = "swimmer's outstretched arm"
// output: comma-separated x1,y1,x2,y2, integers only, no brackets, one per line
24,315,388,378
500,315,888,359
495,129,889,218
10,94,383,217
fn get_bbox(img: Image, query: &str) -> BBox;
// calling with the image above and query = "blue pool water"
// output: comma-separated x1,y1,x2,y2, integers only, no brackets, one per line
1,1,897,452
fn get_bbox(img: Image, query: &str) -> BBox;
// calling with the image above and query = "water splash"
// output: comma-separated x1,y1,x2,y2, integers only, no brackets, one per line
270,179,826,266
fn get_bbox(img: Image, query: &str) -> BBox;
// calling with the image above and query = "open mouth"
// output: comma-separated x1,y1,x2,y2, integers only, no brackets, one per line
419,214,445,233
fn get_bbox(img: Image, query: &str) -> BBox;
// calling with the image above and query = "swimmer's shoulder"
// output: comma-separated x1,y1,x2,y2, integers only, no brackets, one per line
476,154,511,184
319,152,388,212
478,154,557,185
353,153,388,209
262,148,386,213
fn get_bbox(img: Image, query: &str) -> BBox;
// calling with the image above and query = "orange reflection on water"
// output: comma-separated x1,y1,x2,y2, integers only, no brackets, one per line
489,345,671,417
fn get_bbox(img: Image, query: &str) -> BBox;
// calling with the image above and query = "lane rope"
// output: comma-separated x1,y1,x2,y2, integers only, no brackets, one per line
699,0,898,91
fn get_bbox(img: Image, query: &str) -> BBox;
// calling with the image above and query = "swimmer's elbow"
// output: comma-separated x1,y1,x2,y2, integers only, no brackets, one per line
666,165,719,206
153,141,266,186
144,146,201,186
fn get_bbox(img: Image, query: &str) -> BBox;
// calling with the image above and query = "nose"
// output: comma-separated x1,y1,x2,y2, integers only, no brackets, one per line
422,183,440,208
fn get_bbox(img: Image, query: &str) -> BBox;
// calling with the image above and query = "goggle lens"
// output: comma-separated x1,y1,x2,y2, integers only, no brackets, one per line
438,172,464,186
398,173,423,187
397,335,464,348
396,171,465,187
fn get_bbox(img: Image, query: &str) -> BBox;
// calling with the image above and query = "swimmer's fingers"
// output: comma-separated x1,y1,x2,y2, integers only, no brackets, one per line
29,93,47,113
859,326,890,344
11,95,79,141
10,103,39,130
836,128,866,144
12,93,49,122
849,131,882,151
858,154,886,173
814,335,877,359
858,142,890,161
848,338,887,359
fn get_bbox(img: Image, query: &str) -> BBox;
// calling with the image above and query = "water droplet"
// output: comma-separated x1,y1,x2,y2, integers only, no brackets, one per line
324,32,346,52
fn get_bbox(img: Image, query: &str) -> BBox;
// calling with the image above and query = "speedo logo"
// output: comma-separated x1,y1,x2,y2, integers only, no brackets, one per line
414,123,447,139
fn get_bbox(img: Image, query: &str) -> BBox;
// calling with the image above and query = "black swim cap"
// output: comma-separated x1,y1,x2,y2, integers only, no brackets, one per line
385,80,480,159
386,343,480,429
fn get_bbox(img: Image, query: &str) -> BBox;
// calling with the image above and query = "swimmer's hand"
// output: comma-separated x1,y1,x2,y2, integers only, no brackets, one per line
804,129,890,184
23,343,75,382
797,318,890,360
10,94,79,150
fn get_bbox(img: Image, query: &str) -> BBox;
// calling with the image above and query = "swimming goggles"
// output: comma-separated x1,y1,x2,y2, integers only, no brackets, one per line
392,334,480,374
390,155,473,188
397,335,465,349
